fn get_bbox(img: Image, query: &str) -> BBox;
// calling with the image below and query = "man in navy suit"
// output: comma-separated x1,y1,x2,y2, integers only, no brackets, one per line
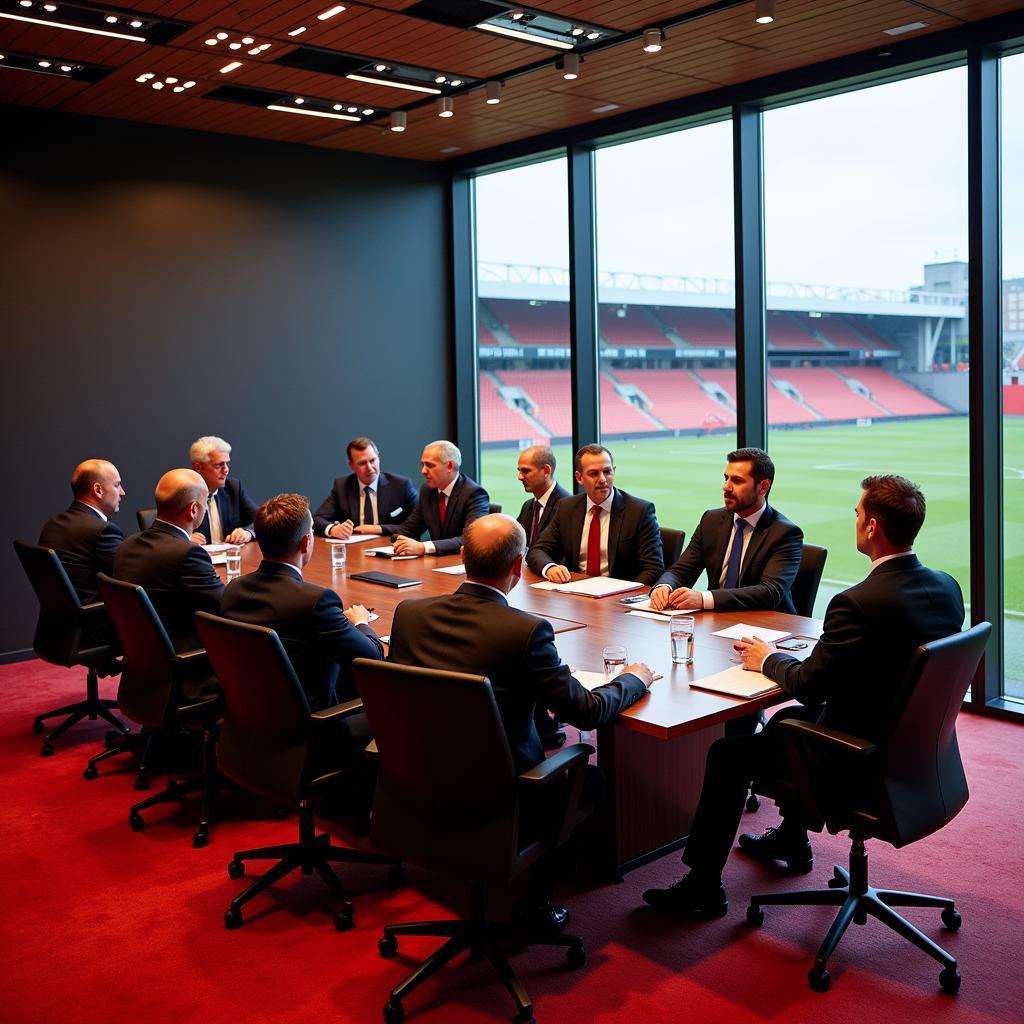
516,445,570,547
393,440,490,557
40,459,126,604
313,437,418,539
189,435,258,546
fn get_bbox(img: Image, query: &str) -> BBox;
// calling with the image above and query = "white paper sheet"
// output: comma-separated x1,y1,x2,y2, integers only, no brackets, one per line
711,623,792,643
324,534,376,545
689,664,781,699
365,546,418,561
433,564,468,575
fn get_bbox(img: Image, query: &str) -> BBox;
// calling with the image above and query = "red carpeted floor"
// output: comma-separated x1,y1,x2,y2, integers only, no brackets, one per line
1,660,1022,1024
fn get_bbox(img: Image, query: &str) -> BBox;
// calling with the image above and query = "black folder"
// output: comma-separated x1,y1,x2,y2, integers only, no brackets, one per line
349,570,422,589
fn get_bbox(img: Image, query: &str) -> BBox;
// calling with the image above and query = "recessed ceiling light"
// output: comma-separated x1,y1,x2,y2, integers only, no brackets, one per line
571,26,584,37
361,108,374,116
267,104,360,122
205,38,217,45
220,61,242,74
229,42,241,49
476,22,573,50
38,60,50,67
129,20,142,29
287,26,306,36
347,73,440,95
586,31,600,40
317,5,346,20
294,97,304,104
449,78,462,88
592,103,620,113
440,146,461,154
241,37,253,45
0,10,147,41
216,32,228,40
104,15,117,24
883,21,929,36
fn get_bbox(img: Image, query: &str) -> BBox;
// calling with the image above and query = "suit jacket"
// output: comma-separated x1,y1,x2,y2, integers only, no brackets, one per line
313,471,418,537
526,488,664,587
388,582,646,772
397,473,490,556
517,482,571,545
194,477,258,543
220,560,384,709
112,519,224,655
655,504,803,613
763,554,964,743
39,502,124,604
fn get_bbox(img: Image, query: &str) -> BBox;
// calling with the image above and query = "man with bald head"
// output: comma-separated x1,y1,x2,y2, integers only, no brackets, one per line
516,445,569,547
113,470,224,688
40,459,126,604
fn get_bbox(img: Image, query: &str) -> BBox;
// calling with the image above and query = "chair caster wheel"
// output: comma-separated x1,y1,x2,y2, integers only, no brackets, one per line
383,999,404,1024
83,765,98,780
41,742,54,757
134,774,150,792
746,905,764,927
745,792,760,812
378,935,398,959
388,863,405,886
227,859,245,879
808,967,831,992
192,829,209,849
941,908,962,931
566,941,586,969
224,907,243,930
128,812,144,832
939,966,961,994
32,718,44,735
335,899,354,931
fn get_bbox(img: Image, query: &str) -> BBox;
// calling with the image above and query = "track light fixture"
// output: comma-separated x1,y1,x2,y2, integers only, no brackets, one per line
390,111,407,132
561,53,580,80
437,96,454,118
485,80,503,104
642,28,664,53
754,0,775,24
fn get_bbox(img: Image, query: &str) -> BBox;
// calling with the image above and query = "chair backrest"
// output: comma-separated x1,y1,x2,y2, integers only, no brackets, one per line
96,573,179,727
791,543,828,618
196,612,312,803
488,502,502,515
873,621,991,847
136,508,157,532
13,540,84,665
659,527,686,565
353,659,521,881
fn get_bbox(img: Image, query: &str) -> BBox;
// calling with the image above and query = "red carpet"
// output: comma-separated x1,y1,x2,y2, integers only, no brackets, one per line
1,660,1022,1024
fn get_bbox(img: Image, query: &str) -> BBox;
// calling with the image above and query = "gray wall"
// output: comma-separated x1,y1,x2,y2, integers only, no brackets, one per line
0,105,451,659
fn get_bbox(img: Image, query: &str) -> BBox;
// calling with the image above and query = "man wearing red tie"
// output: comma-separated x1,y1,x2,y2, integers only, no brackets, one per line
516,445,570,548
526,444,663,586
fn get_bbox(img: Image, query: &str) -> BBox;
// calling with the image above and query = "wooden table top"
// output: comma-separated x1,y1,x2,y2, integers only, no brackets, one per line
226,537,823,742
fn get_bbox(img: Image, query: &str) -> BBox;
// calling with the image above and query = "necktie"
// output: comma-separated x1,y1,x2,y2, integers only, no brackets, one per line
529,500,541,545
586,506,602,577
363,487,374,526
724,519,748,589
208,492,223,543
437,490,447,528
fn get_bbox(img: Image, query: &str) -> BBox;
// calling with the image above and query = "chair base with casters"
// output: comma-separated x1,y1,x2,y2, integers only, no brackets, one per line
224,795,403,931
747,834,962,993
83,726,156,788
378,879,586,1024
34,658,129,756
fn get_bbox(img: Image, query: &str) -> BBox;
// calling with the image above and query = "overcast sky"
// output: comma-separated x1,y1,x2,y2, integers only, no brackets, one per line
476,59,1024,292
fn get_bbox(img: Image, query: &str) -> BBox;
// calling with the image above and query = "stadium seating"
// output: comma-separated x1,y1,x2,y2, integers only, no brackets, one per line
488,299,570,347
496,370,573,438
478,373,545,443
600,374,662,434
770,367,884,420
599,306,674,348
841,367,951,415
615,369,737,430
815,316,894,351
1005,384,1024,415
477,320,501,347
654,307,735,349
767,311,827,350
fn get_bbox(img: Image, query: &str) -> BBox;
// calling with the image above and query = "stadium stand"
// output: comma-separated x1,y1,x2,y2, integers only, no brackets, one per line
815,315,894,351
478,321,501,347
841,367,951,415
488,300,569,347
654,307,735,349
767,311,827,350
479,373,543,443
616,369,737,430
497,370,572,438
1005,384,1024,415
771,367,885,419
600,373,663,434
599,306,674,348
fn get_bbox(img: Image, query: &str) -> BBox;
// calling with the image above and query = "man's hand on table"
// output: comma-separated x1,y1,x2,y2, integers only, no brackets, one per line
733,636,778,672
544,565,572,583
392,535,425,556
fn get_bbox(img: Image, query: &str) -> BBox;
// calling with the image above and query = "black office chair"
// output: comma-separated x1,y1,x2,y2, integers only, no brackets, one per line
195,613,402,931
658,526,686,565
93,573,221,847
353,658,591,1024
746,622,991,994
791,543,828,618
136,508,157,531
488,502,503,515
13,540,127,756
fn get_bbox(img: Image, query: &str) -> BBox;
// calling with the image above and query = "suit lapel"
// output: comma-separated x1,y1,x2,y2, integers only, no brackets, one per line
739,505,774,582
606,490,625,576
570,494,588,564
442,476,463,539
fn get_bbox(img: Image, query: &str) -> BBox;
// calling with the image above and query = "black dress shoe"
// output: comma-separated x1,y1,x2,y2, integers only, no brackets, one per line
541,730,567,751
641,873,728,916
738,826,813,873
512,901,571,933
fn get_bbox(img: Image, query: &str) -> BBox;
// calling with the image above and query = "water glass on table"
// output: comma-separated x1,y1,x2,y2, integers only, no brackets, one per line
330,541,347,571
602,644,628,682
224,545,242,580
670,615,695,666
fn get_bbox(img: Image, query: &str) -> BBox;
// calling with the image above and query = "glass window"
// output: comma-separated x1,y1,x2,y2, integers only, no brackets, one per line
1002,52,1024,702
763,70,970,617
474,158,572,515
594,122,736,539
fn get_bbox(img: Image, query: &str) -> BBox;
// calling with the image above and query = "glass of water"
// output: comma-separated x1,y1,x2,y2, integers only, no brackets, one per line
224,545,242,580
330,541,347,571
602,644,628,682
670,615,695,666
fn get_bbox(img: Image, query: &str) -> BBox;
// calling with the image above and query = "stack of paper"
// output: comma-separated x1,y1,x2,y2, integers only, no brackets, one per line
530,577,643,598
689,665,780,699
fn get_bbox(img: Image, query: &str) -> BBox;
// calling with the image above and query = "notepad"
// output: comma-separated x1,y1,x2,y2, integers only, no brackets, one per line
433,564,468,575
689,665,781,699
324,535,376,545
349,571,422,589
365,546,418,561
531,577,644,598
711,623,791,643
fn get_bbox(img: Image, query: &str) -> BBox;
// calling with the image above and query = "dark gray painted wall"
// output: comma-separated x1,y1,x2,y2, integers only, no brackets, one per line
0,105,451,658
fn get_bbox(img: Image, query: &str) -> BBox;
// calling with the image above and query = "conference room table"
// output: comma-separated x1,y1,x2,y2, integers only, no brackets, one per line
226,537,824,876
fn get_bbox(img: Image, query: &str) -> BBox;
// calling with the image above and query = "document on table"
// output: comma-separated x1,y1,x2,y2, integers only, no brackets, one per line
570,668,663,690
433,564,468,575
530,577,643,598
324,535,376,545
364,546,419,561
689,665,781,699
625,608,693,623
202,543,232,565
711,623,791,643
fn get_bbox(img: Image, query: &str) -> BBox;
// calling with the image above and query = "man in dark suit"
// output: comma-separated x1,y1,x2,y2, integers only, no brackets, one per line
313,436,418,539
526,444,664,586
221,493,384,710
113,469,223,699
641,474,965,917
389,513,655,929
649,447,803,615
516,444,570,547
392,440,490,557
40,459,126,604
189,435,258,546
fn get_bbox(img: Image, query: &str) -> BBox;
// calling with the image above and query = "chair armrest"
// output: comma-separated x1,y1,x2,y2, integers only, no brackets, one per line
780,719,877,757
518,743,594,788
173,648,210,669
177,695,220,716
80,600,107,619
310,698,364,723
363,739,378,761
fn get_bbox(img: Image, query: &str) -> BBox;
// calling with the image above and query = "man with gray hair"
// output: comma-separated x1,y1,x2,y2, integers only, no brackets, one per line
189,435,258,546
392,439,490,557
113,469,223,697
